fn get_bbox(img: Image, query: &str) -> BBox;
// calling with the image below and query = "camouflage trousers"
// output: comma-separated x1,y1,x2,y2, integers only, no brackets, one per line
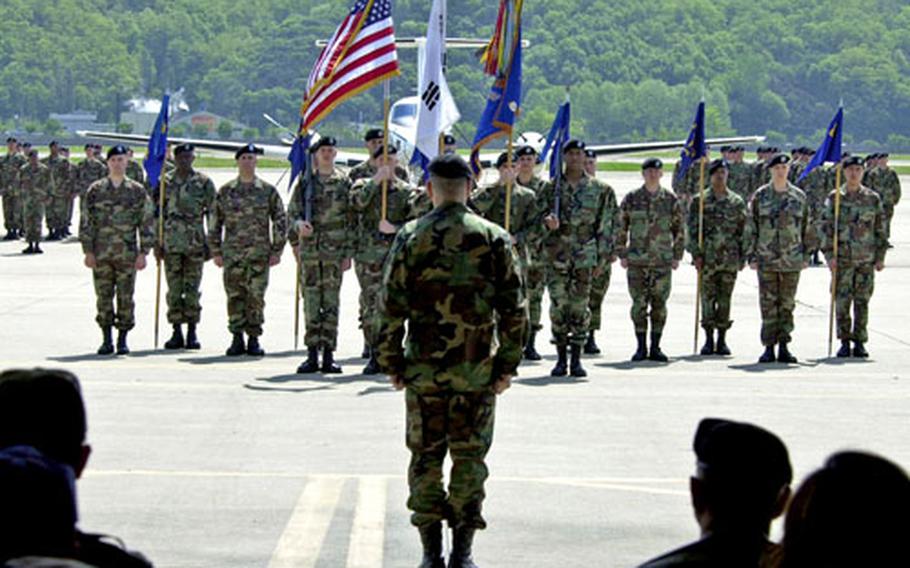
22,198,44,242
835,264,875,343
526,258,549,332
355,260,384,347
92,258,137,331
548,266,593,347
757,270,800,346
2,191,22,230
300,259,343,350
627,266,672,334
884,207,895,242
700,269,738,331
406,387,495,530
164,252,206,325
588,262,612,331
223,255,270,337
65,194,76,229
45,193,68,231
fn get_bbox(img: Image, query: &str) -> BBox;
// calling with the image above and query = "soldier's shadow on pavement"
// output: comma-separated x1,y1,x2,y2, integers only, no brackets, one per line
47,353,123,363
810,357,874,366
242,383,335,394
596,360,674,371
514,375,589,387
728,360,820,373
249,373,395,396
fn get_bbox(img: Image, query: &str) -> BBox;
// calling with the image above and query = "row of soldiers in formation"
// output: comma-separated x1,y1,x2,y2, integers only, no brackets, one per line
13,129,896,371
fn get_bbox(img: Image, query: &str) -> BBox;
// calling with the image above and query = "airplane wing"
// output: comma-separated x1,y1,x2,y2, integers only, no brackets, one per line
586,136,766,157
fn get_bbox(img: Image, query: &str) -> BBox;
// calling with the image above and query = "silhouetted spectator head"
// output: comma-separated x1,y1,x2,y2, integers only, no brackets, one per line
0,369,91,477
0,445,77,562
691,418,792,534
780,451,910,568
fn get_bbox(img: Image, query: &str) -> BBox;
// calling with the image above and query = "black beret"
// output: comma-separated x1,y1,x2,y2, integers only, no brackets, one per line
371,144,398,160
60,146,70,152
174,143,195,156
27,149,38,157
92,144,103,150
514,145,537,158
49,140,59,147
21,142,32,148
83,143,93,150
843,155,865,168
5,137,16,143
584,149,597,159
428,154,472,180
234,143,264,159
767,153,790,167
364,128,383,142
309,136,337,154
694,418,792,489
790,148,800,156
756,146,767,153
880,152,890,158
806,149,817,156
708,158,729,175
442,134,457,146
719,145,731,153
864,154,876,162
495,152,512,169
562,139,585,153
641,157,663,170
106,144,128,159
735,145,746,152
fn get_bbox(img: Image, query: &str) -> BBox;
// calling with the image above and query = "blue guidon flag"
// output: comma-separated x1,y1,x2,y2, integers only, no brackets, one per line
799,106,843,181
144,94,170,188
675,100,706,183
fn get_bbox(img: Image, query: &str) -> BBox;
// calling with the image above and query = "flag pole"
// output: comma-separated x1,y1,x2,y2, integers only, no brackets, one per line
505,136,513,232
154,176,165,349
381,80,391,221
827,163,842,357
694,157,706,354
294,257,301,350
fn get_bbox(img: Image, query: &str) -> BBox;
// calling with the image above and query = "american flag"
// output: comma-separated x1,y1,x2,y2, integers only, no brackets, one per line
301,0,400,131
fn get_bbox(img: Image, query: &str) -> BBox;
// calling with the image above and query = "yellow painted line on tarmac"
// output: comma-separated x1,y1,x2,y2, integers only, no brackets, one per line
346,477,387,568
268,477,345,568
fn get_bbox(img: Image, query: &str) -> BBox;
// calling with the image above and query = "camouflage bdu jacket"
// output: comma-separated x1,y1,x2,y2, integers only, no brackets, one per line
820,187,887,266
866,167,902,211
80,178,155,261
348,159,410,183
376,202,527,391
17,163,53,203
208,177,287,260
157,169,216,255
616,186,685,268
686,190,747,271
800,167,831,214
41,155,72,199
469,181,540,264
727,162,753,200
287,169,355,262
75,158,108,196
750,161,771,196
0,153,26,193
536,174,619,270
745,184,814,271
352,177,417,264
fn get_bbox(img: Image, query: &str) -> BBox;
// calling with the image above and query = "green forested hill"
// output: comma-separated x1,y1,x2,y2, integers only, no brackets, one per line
1,0,908,148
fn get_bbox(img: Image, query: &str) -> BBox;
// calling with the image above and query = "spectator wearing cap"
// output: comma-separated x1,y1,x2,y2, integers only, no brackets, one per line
154,143,217,351
819,155,887,358
537,139,618,376
513,144,549,360
287,136,353,373
41,139,72,241
350,143,418,375
638,418,792,568
375,154,526,568
779,451,910,568
208,144,287,357
1,136,27,240
744,153,813,364
616,158,684,362
863,152,901,243
17,147,53,254
79,145,154,356
349,129,410,183
727,145,753,200
0,368,153,567
687,159,748,356
124,147,145,186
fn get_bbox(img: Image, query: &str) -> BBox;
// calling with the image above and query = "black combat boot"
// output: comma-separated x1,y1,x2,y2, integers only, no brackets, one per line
569,344,587,377
361,342,370,359
758,345,776,363
185,323,200,349
116,330,130,355
836,340,851,358
62,227,71,237
47,229,59,241
715,329,731,356
322,348,342,374
32,242,43,254
164,324,185,350
777,341,797,364
21,243,34,254
97,326,114,355
448,526,479,568
362,348,381,375
648,332,668,362
811,250,821,266
631,332,647,362
2,230,14,241
550,344,568,376
225,333,245,356
852,341,869,358
246,335,265,356
297,347,319,373
523,331,541,361
700,329,715,356
417,522,445,568
583,331,601,355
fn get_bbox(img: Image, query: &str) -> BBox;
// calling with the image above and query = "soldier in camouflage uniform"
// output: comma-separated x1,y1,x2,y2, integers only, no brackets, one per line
155,144,216,350
375,154,526,568
351,144,416,375
727,145,753,201
617,158,684,362
348,128,410,184
18,149,53,254
796,149,827,266
866,152,901,243
80,145,155,356
1,137,27,240
745,154,813,364
41,141,72,241
537,140,618,377
74,144,108,226
749,146,774,199
209,144,287,357
687,159,747,356
514,145,547,360
126,147,146,186
287,136,354,374
582,149,617,355
821,156,888,358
